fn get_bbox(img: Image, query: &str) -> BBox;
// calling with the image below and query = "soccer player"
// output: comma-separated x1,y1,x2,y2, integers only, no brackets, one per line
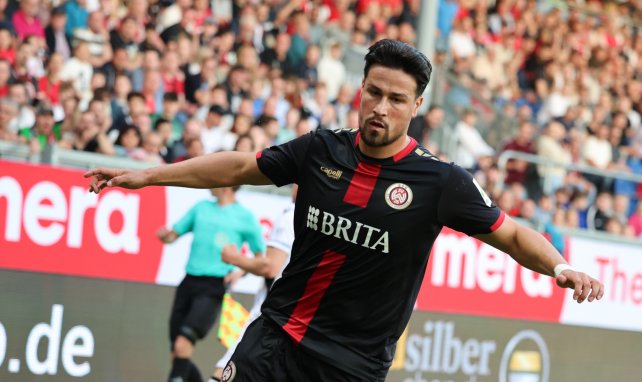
86,39,604,382
157,186,265,382
209,186,296,382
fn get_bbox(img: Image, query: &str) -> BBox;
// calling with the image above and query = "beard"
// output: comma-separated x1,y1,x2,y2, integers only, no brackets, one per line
359,117,405,148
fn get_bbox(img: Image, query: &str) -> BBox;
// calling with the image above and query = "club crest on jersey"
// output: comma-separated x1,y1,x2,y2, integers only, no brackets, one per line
385,183,413,210
221,361,236,382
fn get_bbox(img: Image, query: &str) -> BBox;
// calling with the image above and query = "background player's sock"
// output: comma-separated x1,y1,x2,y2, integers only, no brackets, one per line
187,361,203,382
168,357,191,382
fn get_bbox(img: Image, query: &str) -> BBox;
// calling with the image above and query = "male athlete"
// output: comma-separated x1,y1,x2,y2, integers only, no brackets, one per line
86,39,604,382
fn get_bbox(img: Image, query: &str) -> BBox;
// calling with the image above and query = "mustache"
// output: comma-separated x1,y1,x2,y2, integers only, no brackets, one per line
365,117,388,129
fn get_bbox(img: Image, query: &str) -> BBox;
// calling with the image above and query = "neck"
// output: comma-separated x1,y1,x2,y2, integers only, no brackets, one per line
358,134,410,159
217,195,235,206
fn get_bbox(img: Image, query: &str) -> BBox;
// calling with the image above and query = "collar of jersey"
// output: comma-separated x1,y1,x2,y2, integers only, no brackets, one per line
354,131,417,164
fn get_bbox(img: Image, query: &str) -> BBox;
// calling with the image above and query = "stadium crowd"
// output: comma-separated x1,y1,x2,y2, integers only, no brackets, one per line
0,0,641,238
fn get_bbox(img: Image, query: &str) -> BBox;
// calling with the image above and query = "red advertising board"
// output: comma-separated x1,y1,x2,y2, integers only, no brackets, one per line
0,161,165,283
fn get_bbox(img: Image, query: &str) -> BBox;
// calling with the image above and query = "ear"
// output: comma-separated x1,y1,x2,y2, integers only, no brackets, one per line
412,96,424,118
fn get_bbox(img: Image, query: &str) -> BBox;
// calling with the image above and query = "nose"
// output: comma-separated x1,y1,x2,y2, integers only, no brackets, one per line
372,98,389,117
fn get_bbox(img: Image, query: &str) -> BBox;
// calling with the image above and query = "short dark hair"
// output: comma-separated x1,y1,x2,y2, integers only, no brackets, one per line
163,92,179,102
363,39,432,97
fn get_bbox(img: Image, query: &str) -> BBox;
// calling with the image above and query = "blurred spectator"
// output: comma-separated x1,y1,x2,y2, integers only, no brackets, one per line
132,131,165,164
0,97,19,141
87,97,112,133
408,104,445,151
587,191,614,231
9,81,35,133
154,118,175,163
233,134,255,153
201,104,235,153
45,6,71,59
36,53,64,108
12,0,45,41
60,110,114,155
59,42,93,106
19,103,60,150
0,27,15,66
73,10,113,68
152,92,183,142
537,120,571,194
581,123,613,191
628,201,642,237
114,123,143,158
141,69,163,113
453,109,494,171
171,118,203,161
613,194,631,226
57,94,81,140
501,121,536,185
161,50,185,98
0,58,11,97
317,41,346,100
109,16,143,65
64,0,89,37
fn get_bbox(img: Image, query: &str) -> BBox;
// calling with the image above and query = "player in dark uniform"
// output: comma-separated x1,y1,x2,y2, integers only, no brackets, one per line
86,39,604,382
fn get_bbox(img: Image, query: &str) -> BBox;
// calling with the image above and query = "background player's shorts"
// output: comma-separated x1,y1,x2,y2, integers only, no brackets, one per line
223,316,382,382
169,274,225,345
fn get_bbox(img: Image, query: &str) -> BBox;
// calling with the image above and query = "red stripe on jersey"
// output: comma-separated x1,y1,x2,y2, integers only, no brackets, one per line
393,137,417,162
343,162,382,207
354,131,361,147
490,210,506,231
256,150,263,158
282,250,346,344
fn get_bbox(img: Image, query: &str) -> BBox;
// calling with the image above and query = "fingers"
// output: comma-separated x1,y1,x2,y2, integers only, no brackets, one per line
573,274,583,302
576,273,592,303
588,278,605,302
561,271,605,303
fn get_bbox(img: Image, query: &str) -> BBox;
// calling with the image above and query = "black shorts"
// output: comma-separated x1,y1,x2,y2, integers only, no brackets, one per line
169,274,225,345
223,316,379,382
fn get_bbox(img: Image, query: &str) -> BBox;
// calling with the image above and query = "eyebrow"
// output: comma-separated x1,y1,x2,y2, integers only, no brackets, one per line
366,84,410,100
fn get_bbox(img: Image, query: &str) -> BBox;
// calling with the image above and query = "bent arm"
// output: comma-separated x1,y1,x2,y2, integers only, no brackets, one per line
476,215,605,303
226,247,288,279
475,215,564,276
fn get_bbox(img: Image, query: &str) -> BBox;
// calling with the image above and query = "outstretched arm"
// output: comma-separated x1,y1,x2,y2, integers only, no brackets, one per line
85,151,272,193
475,216,604,304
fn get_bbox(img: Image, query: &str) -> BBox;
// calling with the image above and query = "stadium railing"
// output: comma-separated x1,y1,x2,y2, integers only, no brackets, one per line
498,149,642,243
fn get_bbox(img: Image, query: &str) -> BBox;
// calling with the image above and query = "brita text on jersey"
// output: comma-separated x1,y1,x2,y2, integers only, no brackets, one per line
306,205,390,253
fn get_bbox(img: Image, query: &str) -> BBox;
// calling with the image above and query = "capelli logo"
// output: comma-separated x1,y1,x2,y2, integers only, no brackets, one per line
320,167,343,180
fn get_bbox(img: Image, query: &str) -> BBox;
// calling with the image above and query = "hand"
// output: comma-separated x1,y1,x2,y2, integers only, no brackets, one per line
556,270,604,303
156,227,176,243
84,168,147,193
224,269,245,289
221,244,239,265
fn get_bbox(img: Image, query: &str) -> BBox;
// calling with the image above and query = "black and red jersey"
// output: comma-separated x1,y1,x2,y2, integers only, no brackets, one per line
256,129,503,378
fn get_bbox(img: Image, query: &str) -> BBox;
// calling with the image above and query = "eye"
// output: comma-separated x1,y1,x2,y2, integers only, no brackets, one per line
368,88,381,97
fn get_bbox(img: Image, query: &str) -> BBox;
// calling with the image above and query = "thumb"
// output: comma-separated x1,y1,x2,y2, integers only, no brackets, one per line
107,175,124,188
556,273,568,288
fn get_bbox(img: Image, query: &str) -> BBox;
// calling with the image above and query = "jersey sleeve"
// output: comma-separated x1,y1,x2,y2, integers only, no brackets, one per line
266,205,295,254
256,132,315,186
172,202,199,235
437,165,504,236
